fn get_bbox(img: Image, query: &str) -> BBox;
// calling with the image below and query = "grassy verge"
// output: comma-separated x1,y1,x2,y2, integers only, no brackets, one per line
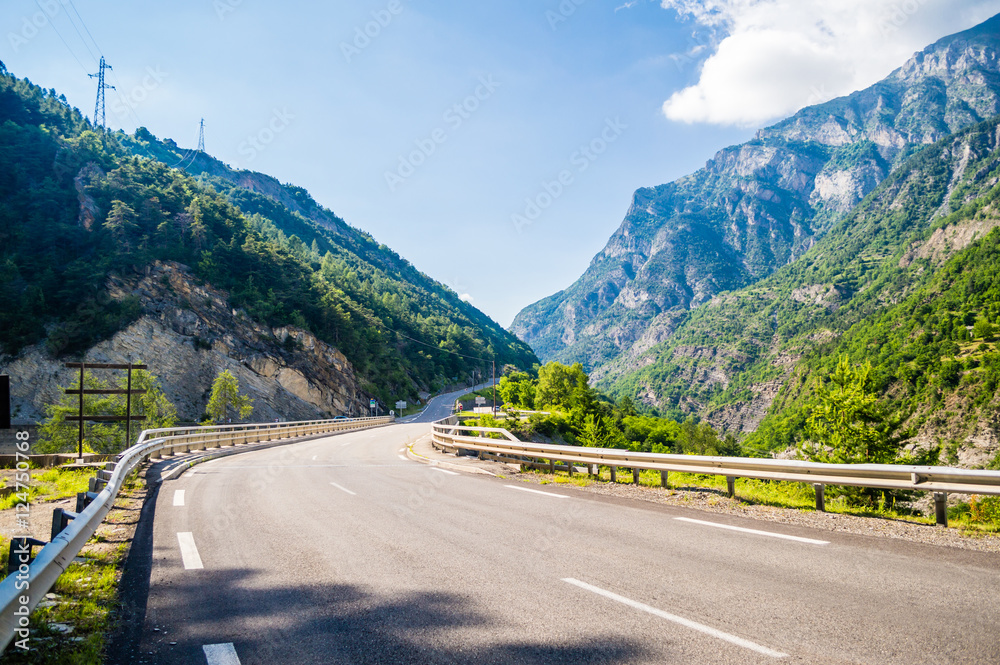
0,468,93,511
524,465,1000,534
0,472,146,663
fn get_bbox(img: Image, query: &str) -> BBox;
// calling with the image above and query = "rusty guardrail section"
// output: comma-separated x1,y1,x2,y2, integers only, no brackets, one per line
432,417,1000,520
0,415,392,651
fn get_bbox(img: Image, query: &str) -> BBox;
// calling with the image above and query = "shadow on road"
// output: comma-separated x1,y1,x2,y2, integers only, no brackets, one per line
136,567,649,664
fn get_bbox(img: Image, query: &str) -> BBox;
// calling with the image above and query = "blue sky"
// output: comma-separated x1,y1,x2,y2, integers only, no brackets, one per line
4,0,1000,326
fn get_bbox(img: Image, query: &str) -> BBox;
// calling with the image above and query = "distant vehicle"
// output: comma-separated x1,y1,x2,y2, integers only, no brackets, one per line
333,416,349,420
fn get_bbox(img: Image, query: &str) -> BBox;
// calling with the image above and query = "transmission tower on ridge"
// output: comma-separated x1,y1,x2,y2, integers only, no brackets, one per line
88,56,115,129
197,118,206,152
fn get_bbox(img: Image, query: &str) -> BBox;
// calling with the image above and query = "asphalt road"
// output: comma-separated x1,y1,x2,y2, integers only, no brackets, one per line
401,382,496,423
116,422,1000,664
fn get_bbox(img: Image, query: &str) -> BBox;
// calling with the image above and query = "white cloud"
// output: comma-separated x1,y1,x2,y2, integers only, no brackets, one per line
459,293,474,303
660,0,1000,126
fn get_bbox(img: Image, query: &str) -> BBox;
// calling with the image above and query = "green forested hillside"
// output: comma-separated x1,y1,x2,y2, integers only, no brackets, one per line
0,65,536,402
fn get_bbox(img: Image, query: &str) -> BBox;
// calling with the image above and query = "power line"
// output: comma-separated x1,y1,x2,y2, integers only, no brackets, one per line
61,0,100,65
43,9,92,76
66,0,103,58
393,330,493,362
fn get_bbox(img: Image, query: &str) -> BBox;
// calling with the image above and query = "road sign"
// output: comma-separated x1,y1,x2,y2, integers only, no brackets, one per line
395,400,407,410
475,396,486,405
370,399,377,408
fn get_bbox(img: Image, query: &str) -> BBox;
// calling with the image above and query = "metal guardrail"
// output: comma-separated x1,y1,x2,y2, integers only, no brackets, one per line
432,417,1000,522
0,415,392,651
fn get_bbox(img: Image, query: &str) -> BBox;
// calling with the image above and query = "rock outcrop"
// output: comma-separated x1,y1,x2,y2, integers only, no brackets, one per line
0,261,370,423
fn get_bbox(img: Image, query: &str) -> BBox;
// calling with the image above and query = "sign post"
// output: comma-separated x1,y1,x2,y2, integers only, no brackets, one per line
370,398,377,416
0,375,9,430
64,362,148,459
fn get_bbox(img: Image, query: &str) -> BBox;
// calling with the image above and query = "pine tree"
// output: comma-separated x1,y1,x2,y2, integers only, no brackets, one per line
205,370,254,423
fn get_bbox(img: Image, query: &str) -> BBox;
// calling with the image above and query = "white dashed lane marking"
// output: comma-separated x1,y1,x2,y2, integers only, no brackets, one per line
203,642,241,664
173,490,185,506
562,578,788,659
177,532,204,570
504,485,568,499
674,517,829,545
329,482,357,496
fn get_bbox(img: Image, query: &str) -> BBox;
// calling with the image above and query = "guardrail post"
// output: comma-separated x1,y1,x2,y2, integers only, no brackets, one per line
590,464,598,479
813,484,825,512
610,466,617,483
567,462,574,477
726,476,735,498
549,458,555,474
934,492,948,527
633,468,640,485
660,470,668,488
51,508,79,540
75,491,99,513
5,537,46,576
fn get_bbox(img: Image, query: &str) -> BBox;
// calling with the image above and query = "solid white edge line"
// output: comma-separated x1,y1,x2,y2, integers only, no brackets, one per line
504,484,569,499
172,489,185,507
203,642,241,665
674,517,830,545
562,578,788,659
177,532,204,570
431,467,459,476
329,482,357,496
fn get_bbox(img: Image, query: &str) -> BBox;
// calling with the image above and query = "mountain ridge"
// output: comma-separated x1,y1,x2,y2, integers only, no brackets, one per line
511,14,1000,377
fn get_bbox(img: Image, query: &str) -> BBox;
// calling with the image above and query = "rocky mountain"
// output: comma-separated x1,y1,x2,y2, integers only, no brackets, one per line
0,63,536,430
511,14,1000,376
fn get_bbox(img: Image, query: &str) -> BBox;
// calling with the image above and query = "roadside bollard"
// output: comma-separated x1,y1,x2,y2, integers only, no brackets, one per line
814,483,825,512
934,492,948,527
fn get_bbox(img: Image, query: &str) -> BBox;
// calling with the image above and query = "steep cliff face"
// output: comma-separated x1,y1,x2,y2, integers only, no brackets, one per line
511,15,1000,374
0,262,369,423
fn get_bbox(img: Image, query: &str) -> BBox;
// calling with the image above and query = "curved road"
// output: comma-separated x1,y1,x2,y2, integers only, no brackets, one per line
114,417,1000,664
